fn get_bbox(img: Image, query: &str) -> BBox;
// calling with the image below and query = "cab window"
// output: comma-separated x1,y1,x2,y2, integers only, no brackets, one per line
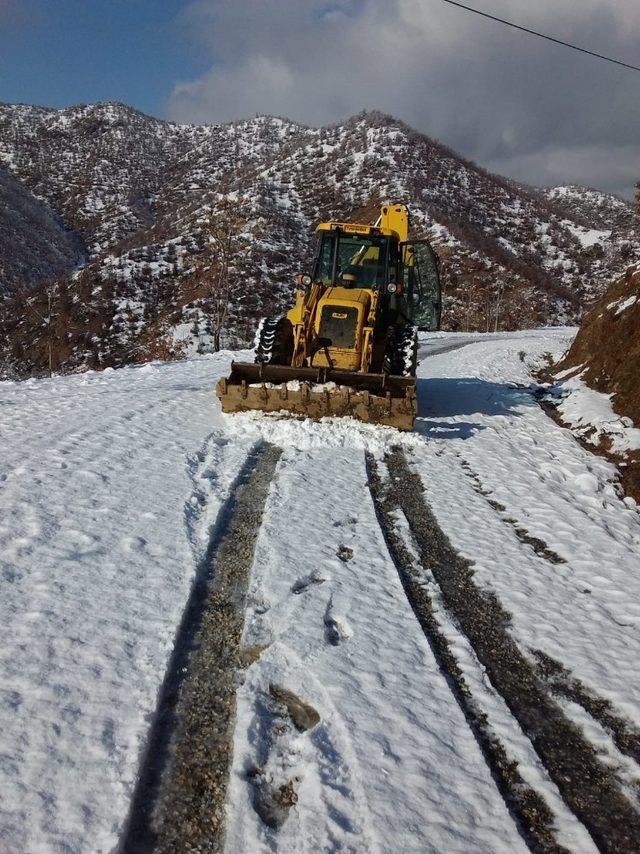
403,241,441,330
314,235,334,284
314,232,390,288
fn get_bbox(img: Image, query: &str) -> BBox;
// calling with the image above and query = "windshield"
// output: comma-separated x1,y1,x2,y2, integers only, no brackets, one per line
314,233,390,288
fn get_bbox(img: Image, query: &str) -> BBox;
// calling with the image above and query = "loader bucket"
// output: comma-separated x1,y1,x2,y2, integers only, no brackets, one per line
216,362,417,431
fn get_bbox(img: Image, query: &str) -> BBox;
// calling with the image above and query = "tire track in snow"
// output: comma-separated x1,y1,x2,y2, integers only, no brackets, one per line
533,651,640,764
365,451,569,854
456,456,567,565
448,453,640,803
370,446,640,854
121,440,281,853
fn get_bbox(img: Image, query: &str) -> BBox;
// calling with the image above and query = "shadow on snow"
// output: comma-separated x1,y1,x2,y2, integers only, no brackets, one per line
414,377,535,440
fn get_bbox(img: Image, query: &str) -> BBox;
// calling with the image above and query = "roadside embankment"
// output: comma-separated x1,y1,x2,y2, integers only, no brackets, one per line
545,264,640,501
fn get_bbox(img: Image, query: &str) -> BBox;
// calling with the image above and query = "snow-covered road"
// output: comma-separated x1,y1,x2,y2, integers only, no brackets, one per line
0,358,250,852
225,447,529,854
1,329,640,853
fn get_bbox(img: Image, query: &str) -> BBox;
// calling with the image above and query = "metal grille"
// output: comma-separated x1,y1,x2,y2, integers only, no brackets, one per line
317,306,359,348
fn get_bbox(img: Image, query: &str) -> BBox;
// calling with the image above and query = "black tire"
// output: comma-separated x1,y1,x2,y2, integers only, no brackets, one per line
253,316,294,366
383,324,418,377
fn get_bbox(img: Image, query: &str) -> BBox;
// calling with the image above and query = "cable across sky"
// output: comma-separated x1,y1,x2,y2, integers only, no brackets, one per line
440,0,640,73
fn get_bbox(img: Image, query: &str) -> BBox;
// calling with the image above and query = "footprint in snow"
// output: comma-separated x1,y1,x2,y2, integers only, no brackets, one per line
291,570,329,594
247,685,319,830
333,515,357,528
324,596,352,646
247,593,271,614
121,535,148,554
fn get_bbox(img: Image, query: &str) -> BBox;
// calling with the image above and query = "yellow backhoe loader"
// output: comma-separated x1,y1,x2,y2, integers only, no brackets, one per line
215,203,441,430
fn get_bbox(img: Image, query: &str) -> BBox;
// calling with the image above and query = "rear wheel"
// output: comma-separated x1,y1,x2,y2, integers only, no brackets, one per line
254,316,294,366
383,324,418,377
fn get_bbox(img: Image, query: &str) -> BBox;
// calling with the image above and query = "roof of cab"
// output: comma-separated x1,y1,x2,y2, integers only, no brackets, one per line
315,221,398,238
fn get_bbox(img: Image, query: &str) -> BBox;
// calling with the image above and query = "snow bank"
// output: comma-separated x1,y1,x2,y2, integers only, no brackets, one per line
552,374,640,455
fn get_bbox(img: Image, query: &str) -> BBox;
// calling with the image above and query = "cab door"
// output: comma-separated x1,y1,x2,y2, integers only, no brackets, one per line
401,241,442,331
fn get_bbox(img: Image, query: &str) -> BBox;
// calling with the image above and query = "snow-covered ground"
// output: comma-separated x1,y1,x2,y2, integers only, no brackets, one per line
550,369,640,455
0,355,254,852
226,447,529,854
1,329,640,853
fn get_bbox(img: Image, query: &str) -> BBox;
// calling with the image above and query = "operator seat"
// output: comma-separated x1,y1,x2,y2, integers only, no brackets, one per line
340,266,360,287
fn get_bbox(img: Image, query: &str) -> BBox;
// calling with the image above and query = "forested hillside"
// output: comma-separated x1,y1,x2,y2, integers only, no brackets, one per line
1,101,639,377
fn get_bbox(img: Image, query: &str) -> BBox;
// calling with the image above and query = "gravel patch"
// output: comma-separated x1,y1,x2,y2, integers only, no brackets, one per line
121,442,281,853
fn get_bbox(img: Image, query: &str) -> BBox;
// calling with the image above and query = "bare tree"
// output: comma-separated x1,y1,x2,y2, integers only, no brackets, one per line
484,285,492,333
465,275,474,332
191,199,249,352
18,278,62,377
493,280,505,332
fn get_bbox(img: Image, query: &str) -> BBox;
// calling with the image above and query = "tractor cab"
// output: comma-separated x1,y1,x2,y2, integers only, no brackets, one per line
311,221,441,331
313,227,392,289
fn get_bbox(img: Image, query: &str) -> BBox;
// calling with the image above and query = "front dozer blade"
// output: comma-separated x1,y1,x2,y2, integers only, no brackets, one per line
216,362,417,431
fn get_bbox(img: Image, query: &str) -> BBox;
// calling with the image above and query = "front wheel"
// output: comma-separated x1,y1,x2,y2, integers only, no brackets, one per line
254,316,294,366
383,324,418,377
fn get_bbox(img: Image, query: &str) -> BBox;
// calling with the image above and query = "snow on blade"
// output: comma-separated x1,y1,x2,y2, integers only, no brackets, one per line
227,410,425,453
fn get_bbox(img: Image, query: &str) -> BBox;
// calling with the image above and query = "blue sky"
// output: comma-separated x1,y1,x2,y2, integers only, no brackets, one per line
0,0,203,115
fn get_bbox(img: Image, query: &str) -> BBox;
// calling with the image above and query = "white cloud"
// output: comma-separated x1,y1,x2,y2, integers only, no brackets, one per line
167,0,640,197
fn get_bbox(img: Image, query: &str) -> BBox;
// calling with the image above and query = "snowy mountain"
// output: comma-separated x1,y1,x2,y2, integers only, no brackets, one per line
1,101,639,377
0,166,82,292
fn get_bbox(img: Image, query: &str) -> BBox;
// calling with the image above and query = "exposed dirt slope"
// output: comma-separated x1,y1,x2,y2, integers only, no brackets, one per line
556,264,640,425
554,264,640,499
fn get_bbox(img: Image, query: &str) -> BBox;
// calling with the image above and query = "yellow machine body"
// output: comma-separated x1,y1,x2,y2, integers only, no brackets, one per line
216,203,440,431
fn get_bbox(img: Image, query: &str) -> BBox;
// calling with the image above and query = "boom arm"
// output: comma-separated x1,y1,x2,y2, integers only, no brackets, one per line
379,204,409,243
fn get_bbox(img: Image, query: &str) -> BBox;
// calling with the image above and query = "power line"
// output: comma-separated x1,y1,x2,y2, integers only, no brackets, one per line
440,0,640,73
